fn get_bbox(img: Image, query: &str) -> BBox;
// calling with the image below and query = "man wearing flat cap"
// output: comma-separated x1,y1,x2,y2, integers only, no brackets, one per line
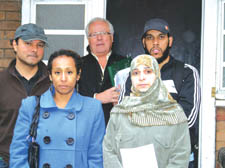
0,23,50,167
116,18,201,168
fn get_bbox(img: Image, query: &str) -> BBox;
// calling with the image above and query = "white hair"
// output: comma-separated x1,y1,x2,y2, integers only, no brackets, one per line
85,17,114,38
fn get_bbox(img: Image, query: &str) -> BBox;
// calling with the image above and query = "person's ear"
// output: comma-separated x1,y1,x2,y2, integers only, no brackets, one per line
76,69,81,81
168,36,173,47
142,38,146,48
12,40,18,52
111,34,114,43
49,74,52,82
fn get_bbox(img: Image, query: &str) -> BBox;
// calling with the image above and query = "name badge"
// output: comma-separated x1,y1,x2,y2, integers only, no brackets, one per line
163,80,178,94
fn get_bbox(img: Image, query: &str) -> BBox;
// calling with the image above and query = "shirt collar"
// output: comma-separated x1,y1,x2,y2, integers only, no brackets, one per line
91,51,112,62
14,66,41,81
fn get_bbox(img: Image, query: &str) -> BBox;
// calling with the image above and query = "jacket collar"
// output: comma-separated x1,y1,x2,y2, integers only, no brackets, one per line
7,59,49,78
40,86,83,112
160,55,175,71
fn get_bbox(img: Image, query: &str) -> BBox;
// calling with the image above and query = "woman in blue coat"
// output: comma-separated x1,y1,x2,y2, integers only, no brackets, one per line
10,49,105,168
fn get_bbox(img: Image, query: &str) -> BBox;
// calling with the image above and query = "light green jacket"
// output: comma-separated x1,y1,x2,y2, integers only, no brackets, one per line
103,113,191,168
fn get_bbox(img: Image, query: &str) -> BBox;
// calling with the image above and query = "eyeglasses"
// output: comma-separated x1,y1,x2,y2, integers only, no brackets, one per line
88,32,111,38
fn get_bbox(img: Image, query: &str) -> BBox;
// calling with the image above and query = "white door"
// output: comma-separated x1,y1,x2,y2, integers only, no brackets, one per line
200,0,219,167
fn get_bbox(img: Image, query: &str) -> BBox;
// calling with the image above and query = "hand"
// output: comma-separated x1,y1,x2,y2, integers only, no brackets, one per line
95,86,120,104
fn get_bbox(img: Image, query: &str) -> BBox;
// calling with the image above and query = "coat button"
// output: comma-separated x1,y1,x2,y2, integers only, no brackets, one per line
67,112,75,120
65,164,73,168
42,111,50,119
43,136,51,144
43,163,50,168
66,137,74,145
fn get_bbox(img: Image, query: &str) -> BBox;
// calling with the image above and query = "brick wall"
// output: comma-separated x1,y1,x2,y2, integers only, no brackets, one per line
216,107,225,166
0,0,21,70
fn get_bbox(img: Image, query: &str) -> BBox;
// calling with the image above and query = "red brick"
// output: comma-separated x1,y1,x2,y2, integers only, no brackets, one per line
217,108,225,121
216,113,225,121
0,2,21,11
0,49,3,57
0,21,20,30
216,141,225,151
0,31,4,39
216,121,225,131
0,39,11,48
0,0,21,70
217,107,225,112
0,58,12,68
4,49,15,58
216,131,225,141
6,12,21,21
0,11,5,20
216,108,225,165
4,31,15,39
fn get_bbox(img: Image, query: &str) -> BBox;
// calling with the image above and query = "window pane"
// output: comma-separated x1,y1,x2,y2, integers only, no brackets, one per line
224,3,225,30
223,67,225,87
36,4,85,29
224,35,225,61
43,35,84,60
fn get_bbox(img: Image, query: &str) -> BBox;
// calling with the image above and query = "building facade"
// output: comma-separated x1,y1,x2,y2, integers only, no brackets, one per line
0,0,225,167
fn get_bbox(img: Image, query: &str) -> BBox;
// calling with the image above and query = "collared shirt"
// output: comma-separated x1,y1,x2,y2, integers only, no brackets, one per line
91,51,112,99
92,51,112,75
15,67,42,95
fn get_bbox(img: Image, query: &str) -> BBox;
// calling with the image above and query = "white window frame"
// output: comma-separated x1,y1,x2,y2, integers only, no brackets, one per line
21,0,106,60
199,0,217,167
216,0,225,107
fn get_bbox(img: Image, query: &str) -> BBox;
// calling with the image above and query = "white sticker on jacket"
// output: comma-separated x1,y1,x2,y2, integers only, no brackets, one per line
163,80,178,94
120,144,158,168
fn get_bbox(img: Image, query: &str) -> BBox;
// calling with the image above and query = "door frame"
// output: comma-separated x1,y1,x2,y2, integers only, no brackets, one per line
199,0,217,167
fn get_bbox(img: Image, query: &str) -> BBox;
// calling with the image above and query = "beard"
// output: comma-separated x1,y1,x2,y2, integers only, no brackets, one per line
144,42,171,64
155,46,170,64
17,55,40,67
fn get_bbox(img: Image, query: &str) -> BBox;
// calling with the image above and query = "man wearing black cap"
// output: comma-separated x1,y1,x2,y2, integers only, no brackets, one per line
0,23,50,167
117,18,200,168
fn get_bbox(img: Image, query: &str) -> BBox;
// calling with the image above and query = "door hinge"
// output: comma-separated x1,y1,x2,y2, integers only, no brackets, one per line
211,87,216,98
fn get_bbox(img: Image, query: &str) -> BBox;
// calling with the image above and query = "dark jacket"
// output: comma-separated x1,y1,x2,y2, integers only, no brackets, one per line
122,56,201,152
161,56,201,154
0,59,50,163
78,52,124,125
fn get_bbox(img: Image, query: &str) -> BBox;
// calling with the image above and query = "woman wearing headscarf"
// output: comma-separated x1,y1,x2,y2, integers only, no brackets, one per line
103,54,191,168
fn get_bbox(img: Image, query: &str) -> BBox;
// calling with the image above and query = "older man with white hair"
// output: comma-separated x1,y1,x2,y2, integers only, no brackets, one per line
78,17,124,125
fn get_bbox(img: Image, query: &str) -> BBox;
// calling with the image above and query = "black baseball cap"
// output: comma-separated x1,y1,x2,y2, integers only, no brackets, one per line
14,23,48,44
142,18,170,38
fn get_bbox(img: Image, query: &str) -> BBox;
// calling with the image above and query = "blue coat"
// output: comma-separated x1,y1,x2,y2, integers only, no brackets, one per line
10,88,105,168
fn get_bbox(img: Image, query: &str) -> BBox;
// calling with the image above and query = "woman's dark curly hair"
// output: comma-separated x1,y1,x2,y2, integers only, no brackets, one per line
48,49,82,75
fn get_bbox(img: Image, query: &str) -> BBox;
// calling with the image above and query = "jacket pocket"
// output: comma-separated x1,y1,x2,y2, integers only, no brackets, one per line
116,134,134,148
154,135,171,149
